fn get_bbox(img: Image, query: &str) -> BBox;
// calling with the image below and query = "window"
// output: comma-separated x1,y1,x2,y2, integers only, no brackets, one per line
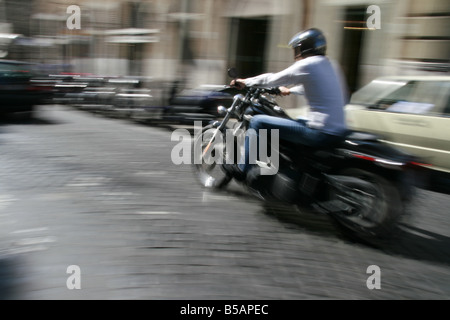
374,80,450,115
350,79,407,107
373,81,417,110
0,62,34,77
443,95,450,117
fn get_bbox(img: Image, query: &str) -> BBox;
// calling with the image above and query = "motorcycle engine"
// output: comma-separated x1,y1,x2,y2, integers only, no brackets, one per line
246,165,301,204
246,166,275,198
271,173,300,203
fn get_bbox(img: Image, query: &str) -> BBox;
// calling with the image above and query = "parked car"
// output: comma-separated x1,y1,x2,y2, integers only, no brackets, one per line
0,60,52,118
163,85,236,125
51,74,105,105
345,76,450,194
111,88,154,119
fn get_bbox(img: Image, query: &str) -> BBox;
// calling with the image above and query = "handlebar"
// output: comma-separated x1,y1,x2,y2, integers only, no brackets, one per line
260,87,281,95
227,84,281,96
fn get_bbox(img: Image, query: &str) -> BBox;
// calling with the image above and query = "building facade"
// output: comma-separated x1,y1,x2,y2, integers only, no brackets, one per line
2,0,449,100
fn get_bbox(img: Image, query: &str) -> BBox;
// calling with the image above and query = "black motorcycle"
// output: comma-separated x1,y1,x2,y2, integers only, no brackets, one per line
192,70,425,245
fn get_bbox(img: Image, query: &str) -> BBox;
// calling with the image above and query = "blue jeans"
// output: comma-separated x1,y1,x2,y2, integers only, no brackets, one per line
239,115,341,173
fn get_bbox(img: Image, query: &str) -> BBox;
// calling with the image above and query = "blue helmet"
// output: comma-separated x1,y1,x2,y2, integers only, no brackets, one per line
288,28,327,58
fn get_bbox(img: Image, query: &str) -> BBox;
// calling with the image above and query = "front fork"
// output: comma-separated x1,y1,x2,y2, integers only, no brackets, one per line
202,94,247,157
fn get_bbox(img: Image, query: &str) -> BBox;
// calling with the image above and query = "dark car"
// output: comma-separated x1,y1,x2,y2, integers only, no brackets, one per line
163,85,236,125
0,60,51,118
50,74,101,105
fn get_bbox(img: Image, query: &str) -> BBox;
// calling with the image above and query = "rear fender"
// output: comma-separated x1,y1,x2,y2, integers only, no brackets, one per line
336,138,420,169
334,142,425,201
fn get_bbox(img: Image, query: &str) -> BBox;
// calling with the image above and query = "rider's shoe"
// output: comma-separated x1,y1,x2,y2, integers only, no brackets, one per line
222,164,247,182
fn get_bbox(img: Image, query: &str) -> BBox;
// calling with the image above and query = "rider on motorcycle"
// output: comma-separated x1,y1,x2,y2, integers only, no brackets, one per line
229,28,349,180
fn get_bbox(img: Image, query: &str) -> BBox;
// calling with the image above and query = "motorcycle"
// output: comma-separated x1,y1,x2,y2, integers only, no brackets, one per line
192,69,425,245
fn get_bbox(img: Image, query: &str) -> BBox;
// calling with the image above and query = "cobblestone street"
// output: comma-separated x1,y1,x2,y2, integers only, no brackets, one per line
0,105,449,300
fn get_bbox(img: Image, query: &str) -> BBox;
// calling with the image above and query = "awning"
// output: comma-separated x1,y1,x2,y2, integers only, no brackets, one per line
106,35,159,44
0,33,21,40
31,13,67,21
166,12,204,21
103,28,160,36
223,0,290,17
13,35,91,46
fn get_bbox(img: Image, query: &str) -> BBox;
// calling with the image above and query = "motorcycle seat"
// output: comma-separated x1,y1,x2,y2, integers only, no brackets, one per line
279,130,381,156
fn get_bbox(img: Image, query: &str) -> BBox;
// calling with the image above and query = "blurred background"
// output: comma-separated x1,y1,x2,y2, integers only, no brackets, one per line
0,0,449,301
1,0,448,104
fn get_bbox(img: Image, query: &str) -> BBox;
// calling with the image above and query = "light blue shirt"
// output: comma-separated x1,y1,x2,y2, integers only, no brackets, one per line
244,55,348,135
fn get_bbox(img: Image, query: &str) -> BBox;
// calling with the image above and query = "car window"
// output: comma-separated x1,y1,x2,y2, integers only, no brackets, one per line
0,63,20,73
374,80,450,116
438,82,450,116
407,81,450,114
350,79,407,106
443,95,450,117
0,62,34,77
372,81,417,110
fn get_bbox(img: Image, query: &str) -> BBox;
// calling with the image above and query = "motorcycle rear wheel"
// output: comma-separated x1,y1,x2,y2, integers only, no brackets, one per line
328,168,404,246
192,124,232,189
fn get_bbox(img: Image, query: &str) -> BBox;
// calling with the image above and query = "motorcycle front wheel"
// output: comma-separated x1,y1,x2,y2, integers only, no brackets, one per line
192,124,232,189
328,168,404,246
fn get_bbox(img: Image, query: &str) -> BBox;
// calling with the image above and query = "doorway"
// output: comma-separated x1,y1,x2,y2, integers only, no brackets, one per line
340,7,368,94
229,17,270,78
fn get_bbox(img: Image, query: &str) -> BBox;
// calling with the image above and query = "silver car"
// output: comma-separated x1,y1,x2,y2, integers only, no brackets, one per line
345,76,450,194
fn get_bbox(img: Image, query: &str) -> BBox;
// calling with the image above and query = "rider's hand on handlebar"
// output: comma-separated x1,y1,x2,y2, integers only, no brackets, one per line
230,79,246,90
279,86,291,96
